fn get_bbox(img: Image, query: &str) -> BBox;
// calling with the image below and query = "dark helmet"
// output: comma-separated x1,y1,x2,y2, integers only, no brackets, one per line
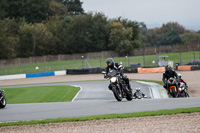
106,58,114,67
165,65,172,71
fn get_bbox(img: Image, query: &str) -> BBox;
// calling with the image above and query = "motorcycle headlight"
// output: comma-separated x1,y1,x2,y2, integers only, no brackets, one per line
179,87,182,92
110,77,117,83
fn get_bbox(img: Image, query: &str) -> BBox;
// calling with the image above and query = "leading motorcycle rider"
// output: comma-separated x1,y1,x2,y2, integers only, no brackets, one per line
162,65,179,90
105,58,132,91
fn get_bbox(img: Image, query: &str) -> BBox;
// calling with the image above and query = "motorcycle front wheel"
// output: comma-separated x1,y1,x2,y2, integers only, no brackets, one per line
0,96,6,108
186,93,190,97
112,86,122,101
170,87,179,98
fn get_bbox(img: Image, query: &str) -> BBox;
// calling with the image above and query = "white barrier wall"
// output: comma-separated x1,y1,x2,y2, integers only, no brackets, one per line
0,70,67,81
54,70,66,76
0,74,26,80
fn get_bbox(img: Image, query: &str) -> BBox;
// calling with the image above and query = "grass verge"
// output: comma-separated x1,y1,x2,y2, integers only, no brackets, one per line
0,107,200,127
133,79,163,85
4,86,80,104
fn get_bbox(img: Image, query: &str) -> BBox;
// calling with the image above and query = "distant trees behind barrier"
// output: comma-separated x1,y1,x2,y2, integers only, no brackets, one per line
0,0,140,59
0,1,200,60
140,22,200,47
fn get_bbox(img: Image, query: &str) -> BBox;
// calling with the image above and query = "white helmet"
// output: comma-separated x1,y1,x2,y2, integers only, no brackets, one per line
178,74,182,78
136,87,140,92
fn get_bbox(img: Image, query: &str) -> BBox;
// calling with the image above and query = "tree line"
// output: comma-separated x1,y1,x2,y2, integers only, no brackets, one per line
140,22,200,47
0,0,200,59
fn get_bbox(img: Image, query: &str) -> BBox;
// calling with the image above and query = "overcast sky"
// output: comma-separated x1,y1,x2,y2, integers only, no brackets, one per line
82,0,200,31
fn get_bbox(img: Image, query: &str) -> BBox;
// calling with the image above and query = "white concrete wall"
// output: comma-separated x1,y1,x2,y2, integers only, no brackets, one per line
0,74,26,80
54,70,66,76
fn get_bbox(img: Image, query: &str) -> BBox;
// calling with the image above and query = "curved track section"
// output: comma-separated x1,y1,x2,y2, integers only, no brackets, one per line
0,81,199,123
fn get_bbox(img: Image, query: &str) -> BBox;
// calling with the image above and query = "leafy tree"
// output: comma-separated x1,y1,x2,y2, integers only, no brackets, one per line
18,22,33,57
59,13,109,54
144,22,187,46
44,16,63,55
159,29,182,45
121,18,140,46
0,0,8,19
161,22,186,34
180,32,200,44
139,22,150,47
0,18,20,59
57,0,84,15
30,23,53,56
6,0,50,23
109,21,135,55
48,0,68,17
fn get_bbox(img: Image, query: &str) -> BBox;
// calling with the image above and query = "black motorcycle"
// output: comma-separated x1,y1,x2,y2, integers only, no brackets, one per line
102,69,133,101
0,89,6,108
166,77,179,98
178,82,190,97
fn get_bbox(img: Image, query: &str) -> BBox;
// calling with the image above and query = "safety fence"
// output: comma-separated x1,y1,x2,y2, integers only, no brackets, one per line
0,51,200,76
1,65,200,81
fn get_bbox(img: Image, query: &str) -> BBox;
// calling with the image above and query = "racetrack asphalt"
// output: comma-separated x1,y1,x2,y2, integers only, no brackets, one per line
0,81,200,123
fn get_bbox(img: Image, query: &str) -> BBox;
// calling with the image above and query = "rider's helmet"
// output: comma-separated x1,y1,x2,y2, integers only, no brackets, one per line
178,73,182,79
106,58,114,67
136,87,140,92
165,65,172,72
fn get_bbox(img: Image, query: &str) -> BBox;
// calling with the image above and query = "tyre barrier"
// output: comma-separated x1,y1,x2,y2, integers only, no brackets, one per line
191,65,200,71
123,68,138,73
177,66,192,71
66,68,104,75
66,68,139,75
137,67,165,73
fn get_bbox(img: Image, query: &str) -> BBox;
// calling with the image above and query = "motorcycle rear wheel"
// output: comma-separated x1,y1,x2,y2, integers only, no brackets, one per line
124,86,133,101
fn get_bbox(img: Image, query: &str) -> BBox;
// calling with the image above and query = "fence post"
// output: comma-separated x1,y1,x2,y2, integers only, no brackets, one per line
193,51,195,65
5,68,7,75
179,52,182,65
143,55,145,67
128,55,130,67
99,57,101,68
199,44,200,59
157,53,159,65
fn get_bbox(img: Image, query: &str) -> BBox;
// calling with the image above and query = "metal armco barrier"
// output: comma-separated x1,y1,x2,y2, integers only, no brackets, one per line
66,68,104,75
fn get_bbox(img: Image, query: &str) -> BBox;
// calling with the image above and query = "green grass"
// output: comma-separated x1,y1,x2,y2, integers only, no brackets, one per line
0,51,200,75
4,86,80,104
0,107,199,127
